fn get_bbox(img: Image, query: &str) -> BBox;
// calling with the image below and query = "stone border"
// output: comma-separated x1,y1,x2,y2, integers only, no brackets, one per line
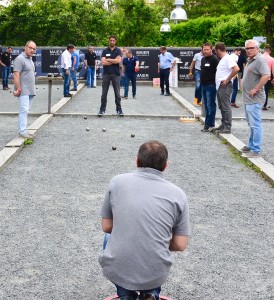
0,83,85,172
170,88,274,186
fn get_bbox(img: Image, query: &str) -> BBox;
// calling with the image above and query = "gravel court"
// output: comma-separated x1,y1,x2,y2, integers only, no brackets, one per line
0,84,64,113
58,85,192,117
0,113,273,299
0,115,36,149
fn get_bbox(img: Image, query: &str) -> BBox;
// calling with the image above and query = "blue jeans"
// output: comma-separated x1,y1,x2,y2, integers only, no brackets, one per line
2,66,11,88
202,84,216,128
124,73,137,97
194,69,202,102
62,68,70,95
87,66,95,87
160,68,170,94
115,285,161,300
231,76,238,103
18,95,34,134
120,74,125,88
70,69,77,89
244,103,263,153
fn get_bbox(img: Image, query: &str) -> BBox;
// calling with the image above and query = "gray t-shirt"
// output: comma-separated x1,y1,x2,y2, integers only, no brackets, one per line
13,52,36,96
99,168,190,290
242,53,270,105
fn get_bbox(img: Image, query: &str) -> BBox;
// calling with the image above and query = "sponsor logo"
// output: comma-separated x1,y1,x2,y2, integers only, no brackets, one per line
34,61,41,67
50,50,63,55
137,73,149,79
140,61,149,69
180,51,194,56
180,62,190,70
136,51,149,56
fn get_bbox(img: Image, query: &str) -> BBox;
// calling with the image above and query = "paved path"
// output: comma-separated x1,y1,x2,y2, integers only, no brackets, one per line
0,83,273,300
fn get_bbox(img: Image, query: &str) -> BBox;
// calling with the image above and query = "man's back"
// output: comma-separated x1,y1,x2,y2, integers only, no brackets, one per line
99,168,190,291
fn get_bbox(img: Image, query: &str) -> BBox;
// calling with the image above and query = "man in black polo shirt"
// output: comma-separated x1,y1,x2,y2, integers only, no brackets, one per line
84,45,98,88
98,35,124,116
200,42,219,132
0,46,13,90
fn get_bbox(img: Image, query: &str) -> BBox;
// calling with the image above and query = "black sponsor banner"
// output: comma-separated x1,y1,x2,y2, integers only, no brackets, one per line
3,46,222,81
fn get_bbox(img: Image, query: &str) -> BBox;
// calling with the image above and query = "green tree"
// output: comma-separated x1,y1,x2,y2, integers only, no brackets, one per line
231,0,274,48
112,0,162,46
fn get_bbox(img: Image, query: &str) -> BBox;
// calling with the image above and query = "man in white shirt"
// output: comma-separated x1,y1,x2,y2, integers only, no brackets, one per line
214,43,239,134
189,49,203,105
61,44,75,97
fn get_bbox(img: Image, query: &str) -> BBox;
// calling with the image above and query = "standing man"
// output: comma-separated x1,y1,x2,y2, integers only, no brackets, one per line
262,45,274,110
189,48,203,106
158,46,176,96
122,49,139,99
0,46,13,90
84,45,98,88
98,35,123,116
214,42,239,134
61,44,75,97
70,47,80,91
230,48,242,108
241,39,270,158
13,41,36,139
200,42,219,132
99,140,190,300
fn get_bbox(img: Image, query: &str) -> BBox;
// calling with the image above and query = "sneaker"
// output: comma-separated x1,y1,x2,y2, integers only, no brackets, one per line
212,125,223,132
208,127,216,132
98,110,105,116
242,151,261,158
19,133,33,139
241,146,250,153
91,86,96,88
201,127,209,132
219,128,231,134
197,101,202,106
193,98,198,105
262,107,268,111
70,88,77,91
117,109,124,116
160,92,164,95
64,94,72,97
164,93,170,96
133,95,136,99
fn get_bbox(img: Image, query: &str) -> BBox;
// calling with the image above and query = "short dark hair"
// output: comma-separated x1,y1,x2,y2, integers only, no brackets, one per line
160,46,166,51
109,35,117,40
137,140,168,171
215,42,226,52
264,45,271,51
202,42,212,49
67,44,75,50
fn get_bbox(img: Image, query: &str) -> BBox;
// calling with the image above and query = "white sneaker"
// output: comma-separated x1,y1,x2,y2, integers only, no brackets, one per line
19,133,33,139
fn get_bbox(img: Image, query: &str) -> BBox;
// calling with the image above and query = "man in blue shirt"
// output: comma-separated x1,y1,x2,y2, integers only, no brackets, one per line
122,49,139,99
157,46,176,96
70,48,80,91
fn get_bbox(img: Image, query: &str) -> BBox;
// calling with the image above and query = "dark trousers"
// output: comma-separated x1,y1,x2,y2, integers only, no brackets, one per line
100,73,121,112
160,68,170,94
263,80,271,108
231,76,238,104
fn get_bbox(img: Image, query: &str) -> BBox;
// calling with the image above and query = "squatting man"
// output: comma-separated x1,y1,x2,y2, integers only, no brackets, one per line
99,140,191,300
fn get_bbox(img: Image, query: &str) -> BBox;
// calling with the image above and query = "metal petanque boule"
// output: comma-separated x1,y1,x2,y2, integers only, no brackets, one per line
112,146,116,150
84,116,87,119
131,134,135,138
102,128,106,132
86,127,90,131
